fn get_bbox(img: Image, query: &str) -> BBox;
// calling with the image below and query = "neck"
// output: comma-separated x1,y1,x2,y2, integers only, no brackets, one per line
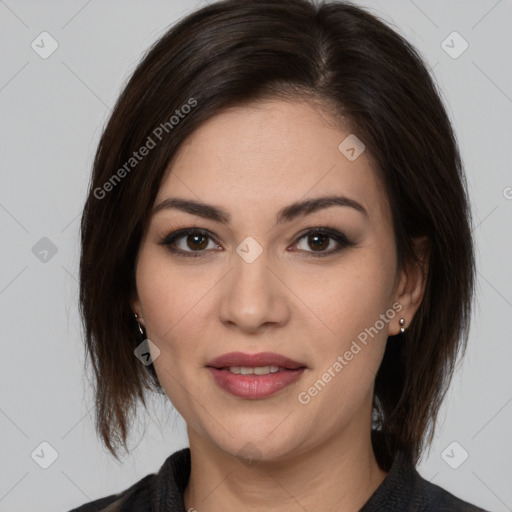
183,421,387,512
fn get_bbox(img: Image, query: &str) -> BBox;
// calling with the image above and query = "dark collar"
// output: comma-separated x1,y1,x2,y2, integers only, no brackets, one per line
150,447,486,512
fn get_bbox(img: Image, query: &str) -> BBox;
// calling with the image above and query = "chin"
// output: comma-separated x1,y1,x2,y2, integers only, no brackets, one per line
222,436,296,465
199,415,308,465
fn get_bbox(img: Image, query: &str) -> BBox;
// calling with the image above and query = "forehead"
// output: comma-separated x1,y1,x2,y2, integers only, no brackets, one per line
156,99,390,227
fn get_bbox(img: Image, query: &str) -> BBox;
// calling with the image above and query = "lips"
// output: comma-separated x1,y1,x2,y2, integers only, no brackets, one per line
206,351,306,370
206,352,307,399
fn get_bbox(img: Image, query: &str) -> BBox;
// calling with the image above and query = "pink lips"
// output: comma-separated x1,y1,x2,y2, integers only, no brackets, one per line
206,351,307,399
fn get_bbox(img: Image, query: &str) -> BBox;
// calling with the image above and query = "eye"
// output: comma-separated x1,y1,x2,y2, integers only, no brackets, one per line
160,227,355,258
292,228,355,257
160,229,221,257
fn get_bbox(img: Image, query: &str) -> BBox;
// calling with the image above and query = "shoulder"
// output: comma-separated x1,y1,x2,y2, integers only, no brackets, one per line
418,476,490,512
66,447,191,512
67,473,154,512
362,448,490,512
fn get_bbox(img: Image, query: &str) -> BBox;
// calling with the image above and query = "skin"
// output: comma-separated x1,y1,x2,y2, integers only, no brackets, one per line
131,98,428,511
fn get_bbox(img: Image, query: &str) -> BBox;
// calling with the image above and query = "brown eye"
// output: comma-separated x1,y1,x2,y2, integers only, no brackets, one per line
186,233,209,251
307,233,330,251
161,229,221,257
293,228,355,257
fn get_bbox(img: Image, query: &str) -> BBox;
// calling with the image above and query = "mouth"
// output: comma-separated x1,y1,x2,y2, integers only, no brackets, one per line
206,352,307,399
222,365,283,375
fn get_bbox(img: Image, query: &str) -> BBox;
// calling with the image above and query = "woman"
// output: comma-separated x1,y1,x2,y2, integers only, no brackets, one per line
71,0,489,510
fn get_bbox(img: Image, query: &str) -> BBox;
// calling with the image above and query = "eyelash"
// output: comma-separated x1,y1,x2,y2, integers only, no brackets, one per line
159,227,355,259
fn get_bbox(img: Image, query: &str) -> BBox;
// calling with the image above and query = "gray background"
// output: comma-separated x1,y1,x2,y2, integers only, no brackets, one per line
1,0,511,511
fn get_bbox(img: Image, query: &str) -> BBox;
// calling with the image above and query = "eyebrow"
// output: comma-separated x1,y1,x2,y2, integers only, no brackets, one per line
151,195,368,224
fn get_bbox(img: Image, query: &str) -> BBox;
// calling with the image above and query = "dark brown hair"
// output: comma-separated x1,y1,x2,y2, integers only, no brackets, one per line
79,0,475,468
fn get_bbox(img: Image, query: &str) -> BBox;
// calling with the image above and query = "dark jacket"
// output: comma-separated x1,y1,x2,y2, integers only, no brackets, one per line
68,447,490,511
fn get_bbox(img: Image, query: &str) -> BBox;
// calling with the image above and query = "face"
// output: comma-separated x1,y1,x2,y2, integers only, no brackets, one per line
132,98,406,463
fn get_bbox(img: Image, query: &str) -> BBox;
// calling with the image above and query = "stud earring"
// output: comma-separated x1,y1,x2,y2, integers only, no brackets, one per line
399,318,406,334
134,313,145,337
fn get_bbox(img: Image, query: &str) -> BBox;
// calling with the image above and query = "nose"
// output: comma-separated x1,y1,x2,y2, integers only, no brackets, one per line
218,247,291,334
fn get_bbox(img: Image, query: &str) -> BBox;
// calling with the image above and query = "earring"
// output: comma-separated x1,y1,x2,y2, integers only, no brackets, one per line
134,313,145,337
399,318,406,334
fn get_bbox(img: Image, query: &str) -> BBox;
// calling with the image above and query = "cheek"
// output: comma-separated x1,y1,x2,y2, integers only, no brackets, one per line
314,251,396,341
298,275,393,429
301,247,397,406
135,248,204,413
134,246,217,407
136,247,204,341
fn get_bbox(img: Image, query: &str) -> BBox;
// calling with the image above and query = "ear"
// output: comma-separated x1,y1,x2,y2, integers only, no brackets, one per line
389,236,430,335
130,292,145,327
